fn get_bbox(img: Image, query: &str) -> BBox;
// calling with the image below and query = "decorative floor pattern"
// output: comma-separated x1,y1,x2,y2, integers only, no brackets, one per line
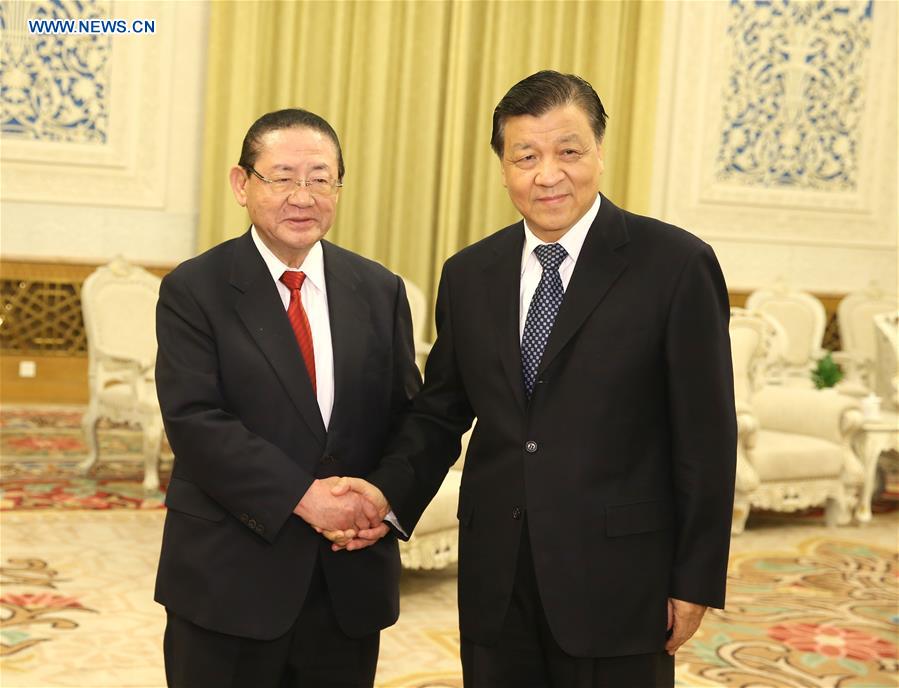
1,406,897,687
1,461,168,511
0,406,172,461
1,512,168,687
678,535,898,687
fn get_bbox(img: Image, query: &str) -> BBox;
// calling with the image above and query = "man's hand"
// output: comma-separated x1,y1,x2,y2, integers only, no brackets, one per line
330,477,389,519
320,523,391,551
293,477,375,532
665,598,707,655
320,477,391,552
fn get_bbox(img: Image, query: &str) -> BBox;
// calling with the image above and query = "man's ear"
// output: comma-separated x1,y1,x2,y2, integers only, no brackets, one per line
500,157,509,189
229,165,249,206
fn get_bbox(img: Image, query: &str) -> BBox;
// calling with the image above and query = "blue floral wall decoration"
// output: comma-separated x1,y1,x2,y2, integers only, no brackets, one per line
1,0,111,143
716,0,873,190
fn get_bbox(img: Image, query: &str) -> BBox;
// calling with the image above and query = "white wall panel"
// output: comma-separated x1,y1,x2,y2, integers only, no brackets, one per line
0,0,208,264
652,0,897,293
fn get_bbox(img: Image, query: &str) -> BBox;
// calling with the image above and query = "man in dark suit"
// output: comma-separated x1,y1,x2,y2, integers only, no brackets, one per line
346,71,737,687
154,109,420,687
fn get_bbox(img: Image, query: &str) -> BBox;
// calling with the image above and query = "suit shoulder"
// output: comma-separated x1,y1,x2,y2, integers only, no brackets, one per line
620,209,712,262
321,241,400,288
443,222,521,271
162,237,240,287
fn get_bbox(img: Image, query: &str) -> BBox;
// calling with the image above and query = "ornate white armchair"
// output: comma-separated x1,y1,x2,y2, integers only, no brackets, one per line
729,308,865,534
746,283,827,386
399,276,433,372
79,257,164,490
835,285,897,395
873,310,899,408
729,309,775,531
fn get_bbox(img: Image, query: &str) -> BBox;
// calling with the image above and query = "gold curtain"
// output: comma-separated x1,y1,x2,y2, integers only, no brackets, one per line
198,1,663,333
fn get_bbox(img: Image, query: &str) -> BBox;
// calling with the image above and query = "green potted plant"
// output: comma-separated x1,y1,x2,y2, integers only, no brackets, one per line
811,351,844,389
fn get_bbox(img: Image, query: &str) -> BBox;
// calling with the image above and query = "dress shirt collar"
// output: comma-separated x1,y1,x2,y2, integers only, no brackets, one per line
251,226,326,292
521,193,601,273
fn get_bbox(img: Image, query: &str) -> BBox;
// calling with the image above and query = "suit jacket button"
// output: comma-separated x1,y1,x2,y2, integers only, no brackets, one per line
512,507,522,520
322,454,335,463
248,518,257,529
256,524,265,535
525,441,538,453
240,513,249,524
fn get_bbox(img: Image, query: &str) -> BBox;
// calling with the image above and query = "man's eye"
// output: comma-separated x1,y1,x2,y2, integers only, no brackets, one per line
309,178,331,187
560,149,582,159
514,155,538,168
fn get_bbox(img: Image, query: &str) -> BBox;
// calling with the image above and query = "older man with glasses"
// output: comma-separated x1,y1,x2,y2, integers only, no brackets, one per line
153,108,419,687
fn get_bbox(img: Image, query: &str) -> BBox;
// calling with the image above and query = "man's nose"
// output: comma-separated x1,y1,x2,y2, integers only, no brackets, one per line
534,159,564,186
286,184,315,205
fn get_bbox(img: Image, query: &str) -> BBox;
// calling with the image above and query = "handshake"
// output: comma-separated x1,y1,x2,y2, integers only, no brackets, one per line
293,476,392,551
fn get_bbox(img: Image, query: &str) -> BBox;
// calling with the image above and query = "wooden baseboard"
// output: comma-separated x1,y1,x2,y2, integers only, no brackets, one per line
1,258,172,406
0,355,88,405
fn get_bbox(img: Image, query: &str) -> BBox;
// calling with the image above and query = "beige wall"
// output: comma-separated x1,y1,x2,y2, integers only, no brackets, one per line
2,0,894,296
650,0,897,295
1,1,208,266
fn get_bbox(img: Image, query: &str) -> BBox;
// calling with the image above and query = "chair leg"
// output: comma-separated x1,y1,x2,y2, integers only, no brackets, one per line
825,494,851,527
731,498,750,535
142,418,163,492
78,405,100,475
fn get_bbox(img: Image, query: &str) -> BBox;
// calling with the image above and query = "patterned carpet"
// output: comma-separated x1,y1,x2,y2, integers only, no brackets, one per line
1,406,897,687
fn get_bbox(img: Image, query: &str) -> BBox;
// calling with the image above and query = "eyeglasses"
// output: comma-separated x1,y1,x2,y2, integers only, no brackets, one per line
243,165,343,197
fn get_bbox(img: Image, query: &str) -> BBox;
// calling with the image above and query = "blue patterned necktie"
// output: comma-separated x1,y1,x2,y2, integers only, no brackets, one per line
521,243,568,398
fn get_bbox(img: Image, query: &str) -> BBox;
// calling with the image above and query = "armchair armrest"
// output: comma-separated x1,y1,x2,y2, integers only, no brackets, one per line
832,350,871,390
95,345,155,374
753,386,863,444
734,443,760,492
735,404,759,450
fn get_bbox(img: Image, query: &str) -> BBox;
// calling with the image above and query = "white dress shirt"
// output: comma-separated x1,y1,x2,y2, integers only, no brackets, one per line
519,194,601,339
251,227,335,429
252,228,404,534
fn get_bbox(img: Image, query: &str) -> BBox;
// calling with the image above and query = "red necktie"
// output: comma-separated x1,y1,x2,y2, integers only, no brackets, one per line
279,271,316,393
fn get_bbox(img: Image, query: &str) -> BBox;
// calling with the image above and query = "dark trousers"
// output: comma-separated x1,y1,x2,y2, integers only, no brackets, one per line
461,520,674,688
163,556,379,688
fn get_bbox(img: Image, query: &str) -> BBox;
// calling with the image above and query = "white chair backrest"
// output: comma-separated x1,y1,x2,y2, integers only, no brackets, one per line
81,257,161,368
729,308,786,403
838,285,897,365
746,284,826,366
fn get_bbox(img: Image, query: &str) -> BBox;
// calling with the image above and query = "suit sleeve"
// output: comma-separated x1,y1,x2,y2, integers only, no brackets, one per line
368,264,474,537
664,243,737,608
155,271,313,544
373,275,423,522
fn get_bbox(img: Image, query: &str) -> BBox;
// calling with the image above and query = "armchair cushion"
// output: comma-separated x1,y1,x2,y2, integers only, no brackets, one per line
751,430,846,481
752,387,862,444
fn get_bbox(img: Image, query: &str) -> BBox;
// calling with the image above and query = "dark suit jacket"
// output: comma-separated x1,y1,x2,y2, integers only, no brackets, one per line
370,195,737,658
154,230,420,641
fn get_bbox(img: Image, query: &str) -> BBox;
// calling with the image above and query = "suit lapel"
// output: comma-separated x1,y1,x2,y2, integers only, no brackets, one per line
230,231,327,444
537,195,630,378
485,224,528,414
321,242,369,443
